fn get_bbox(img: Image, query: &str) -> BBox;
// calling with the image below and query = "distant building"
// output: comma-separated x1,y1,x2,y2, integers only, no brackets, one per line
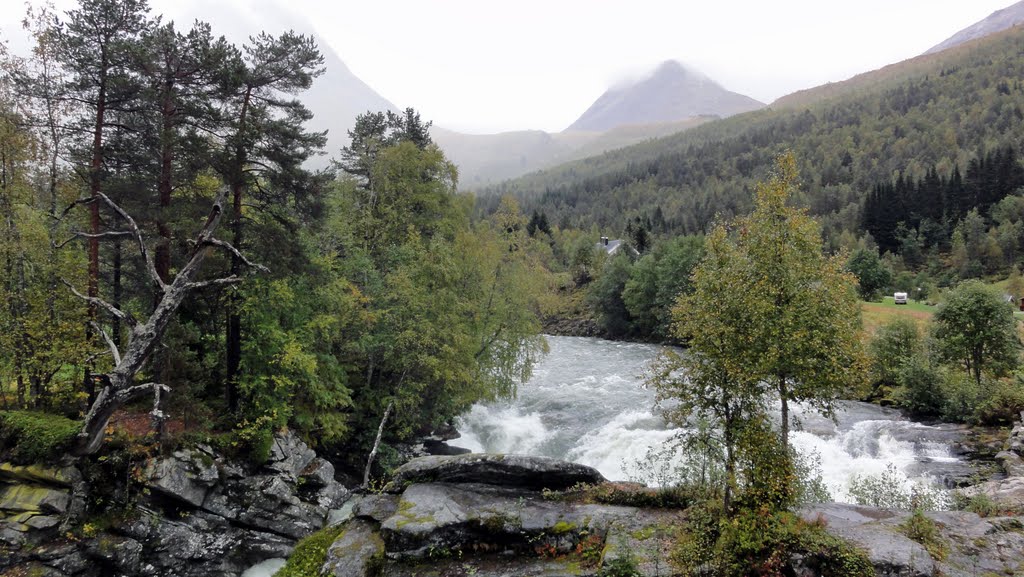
596,237,639,257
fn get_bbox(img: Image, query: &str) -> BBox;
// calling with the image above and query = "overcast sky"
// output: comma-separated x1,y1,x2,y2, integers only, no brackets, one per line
1,0,1017,133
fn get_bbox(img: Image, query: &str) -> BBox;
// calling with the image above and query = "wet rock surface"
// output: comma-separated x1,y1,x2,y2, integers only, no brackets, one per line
0,430,348,577
387,453,606,492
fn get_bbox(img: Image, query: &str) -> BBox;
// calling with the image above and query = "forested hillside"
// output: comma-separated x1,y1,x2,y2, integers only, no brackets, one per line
487,26,1024,254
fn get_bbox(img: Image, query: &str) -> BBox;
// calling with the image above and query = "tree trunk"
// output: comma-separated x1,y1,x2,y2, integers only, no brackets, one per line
224,88,251,414
779,376,790,447
74,188,240,455
363,400,395,488
112,239,122,348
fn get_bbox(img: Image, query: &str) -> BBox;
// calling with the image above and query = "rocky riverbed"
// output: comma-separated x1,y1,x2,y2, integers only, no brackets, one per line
2,415,1023,577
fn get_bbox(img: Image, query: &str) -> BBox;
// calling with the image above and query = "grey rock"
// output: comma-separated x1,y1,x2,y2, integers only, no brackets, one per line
0,484,72,515
322,518,385,577
388,454,605,492
0,463,81,488
300,458,335,488
268,431,317,478
959,476,1024,508
353,494,399,523
380,482,630,559
803,503,1024,577
802,504,934,576
86,534,144,574
144,449,219,508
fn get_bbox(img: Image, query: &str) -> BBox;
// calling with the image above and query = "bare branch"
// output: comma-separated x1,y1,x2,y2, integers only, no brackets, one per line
93,192,168,293
90,321,122,365
202,238,270,273
61,278,137,327
186,276,244,290
112,382,170,405
53,196,96,224
54,230,133,249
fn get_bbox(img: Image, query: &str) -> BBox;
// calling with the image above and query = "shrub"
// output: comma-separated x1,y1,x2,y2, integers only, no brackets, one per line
973,377,1024,425
0,410,81,463
599,550,642,577
952,492,998,517
847,463,948,511
899,509,948,561
276,524,348,577
711,511,874,577
938,370,982,423
894,357,945,417
870,317,923,385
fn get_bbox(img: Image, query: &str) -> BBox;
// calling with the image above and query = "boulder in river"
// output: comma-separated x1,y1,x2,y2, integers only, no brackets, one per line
387,453,606,492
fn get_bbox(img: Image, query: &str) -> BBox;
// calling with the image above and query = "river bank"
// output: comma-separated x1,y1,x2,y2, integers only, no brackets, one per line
1,416,1023,577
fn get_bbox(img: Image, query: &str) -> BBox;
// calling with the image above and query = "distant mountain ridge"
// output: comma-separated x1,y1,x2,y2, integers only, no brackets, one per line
926,0,1024,54
566,60,764,132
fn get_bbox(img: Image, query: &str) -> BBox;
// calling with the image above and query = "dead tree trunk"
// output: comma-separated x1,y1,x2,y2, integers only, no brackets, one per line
59,187,265,455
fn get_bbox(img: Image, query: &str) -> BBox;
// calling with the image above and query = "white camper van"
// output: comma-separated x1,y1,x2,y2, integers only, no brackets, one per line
894,292,908,305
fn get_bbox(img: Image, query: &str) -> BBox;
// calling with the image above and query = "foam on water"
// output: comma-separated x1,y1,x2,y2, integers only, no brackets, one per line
241,558,286,577
456,335,962,501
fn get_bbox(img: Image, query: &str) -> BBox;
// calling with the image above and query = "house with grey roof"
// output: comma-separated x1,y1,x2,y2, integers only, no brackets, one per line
595,237,639,257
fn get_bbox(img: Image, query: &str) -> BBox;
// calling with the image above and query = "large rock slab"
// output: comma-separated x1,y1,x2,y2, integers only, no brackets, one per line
0,484,71,515
388,454,605,492
322,518,385,577
0,463,80,488
379,482,630,559
959,476,1024,509
144,448,219,508
803,503,1024,577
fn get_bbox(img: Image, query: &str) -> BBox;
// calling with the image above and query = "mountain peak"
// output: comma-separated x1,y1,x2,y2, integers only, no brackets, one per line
566,61,763,132
926,0,1024,54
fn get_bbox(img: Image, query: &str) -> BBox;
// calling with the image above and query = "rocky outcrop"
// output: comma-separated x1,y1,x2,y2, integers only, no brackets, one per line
995,410,1024,477
0,430,350,577
803,503,1024,577
324,455,680,577
960,411,1024,510
322,519,385,577
0,462,84,546
387,454,606,492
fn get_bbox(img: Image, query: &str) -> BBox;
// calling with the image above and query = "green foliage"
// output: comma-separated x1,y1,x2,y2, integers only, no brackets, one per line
973,376,1024,425
276,524,348,577
893,355,945,417
621,235,704,339
899,509,949,561
847,463,948,511
654,153,866,511
543,482,697,510
847,248,892,300
587,253,634,337
599,551,642,577
934,280,1019,385
869,317,924,386
952,492,999,518
684,509,874,577
328,146,546,465
0,411,81,463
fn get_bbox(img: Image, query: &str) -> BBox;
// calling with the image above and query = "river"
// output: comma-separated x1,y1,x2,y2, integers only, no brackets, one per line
456,335,973,502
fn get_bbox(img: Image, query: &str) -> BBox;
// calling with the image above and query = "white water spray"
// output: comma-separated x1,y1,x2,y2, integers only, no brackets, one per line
456,336,968,502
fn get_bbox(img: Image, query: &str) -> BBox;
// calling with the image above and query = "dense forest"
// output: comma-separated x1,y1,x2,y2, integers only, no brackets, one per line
0,0,547,473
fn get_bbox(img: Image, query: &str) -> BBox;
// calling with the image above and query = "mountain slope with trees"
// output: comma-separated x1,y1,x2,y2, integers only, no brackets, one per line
487,25,1024,259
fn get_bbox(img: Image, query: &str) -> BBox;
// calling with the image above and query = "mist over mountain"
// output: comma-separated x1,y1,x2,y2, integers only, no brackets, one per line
926,0,1024,54
566,60,764,132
